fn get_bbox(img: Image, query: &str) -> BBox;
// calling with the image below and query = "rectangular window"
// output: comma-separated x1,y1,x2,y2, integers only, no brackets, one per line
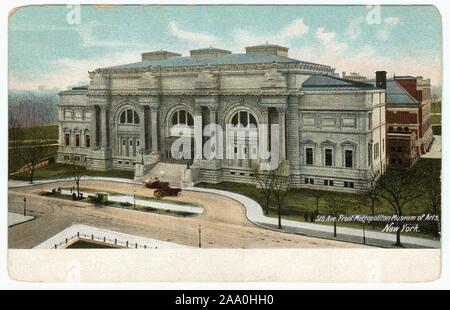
344,181,348,188
349,182,354,188
65,133,70,146
305,178,309,184
309,178,314,185
306,148,314,165
86,135,91,147
75,134,80,147
374,142,380,159
329,180,334,186
324,180,328,186
368,112,372,129
325,149,333,166
345,150,353,168
368,143,372,166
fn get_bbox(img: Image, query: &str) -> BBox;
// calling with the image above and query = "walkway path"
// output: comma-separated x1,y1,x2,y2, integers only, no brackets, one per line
8,212,35,227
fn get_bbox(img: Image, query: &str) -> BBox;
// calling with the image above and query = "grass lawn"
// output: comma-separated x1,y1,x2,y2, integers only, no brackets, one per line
9,124,58,141
432,125,441,135
10,162,135,181
9,145,59,173
9,124,59,172
66,240,119,249
432,114,441,125
431,102,441,114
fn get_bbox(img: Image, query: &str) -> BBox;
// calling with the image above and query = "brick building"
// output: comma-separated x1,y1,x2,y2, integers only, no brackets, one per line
381,75,433,169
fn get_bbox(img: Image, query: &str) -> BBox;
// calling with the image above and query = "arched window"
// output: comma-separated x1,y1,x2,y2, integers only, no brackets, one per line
230,111,257,127
119,108,140,124
171,109,194,126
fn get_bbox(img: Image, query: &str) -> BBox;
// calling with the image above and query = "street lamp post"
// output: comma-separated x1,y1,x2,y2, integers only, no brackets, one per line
23,197,27,216
198,224,202,248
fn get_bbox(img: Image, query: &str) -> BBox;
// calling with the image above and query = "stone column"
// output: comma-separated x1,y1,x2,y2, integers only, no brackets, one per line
59,121,64,146
90,107,97,148
209,106,217,159
278,107,286,160
150,106,159,154
139,105,146,153
100,105,108,149
194,108,203,161
287,95,300,168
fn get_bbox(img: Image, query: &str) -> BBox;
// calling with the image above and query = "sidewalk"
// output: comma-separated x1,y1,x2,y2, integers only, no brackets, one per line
187,187,441,249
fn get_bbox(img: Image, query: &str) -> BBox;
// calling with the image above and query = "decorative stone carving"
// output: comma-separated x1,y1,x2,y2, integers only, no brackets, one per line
139,72,159,90
194,70,217,90
89,73,110,90
262,67,287,89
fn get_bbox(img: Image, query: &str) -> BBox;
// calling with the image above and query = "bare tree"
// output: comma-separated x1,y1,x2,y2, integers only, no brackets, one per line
272,161,290,229
416,160,441,238
310,190,325,215
356,196,368,244
251,165,276,215
376,169,422,247
10,121,50,184
70,160,87,199
359,170,380,229
326,197,346,237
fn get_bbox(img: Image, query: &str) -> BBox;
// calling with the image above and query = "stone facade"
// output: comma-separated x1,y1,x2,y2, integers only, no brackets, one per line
57,45,386,192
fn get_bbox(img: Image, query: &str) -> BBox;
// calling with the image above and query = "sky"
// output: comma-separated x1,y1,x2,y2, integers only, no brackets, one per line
8,4,442,91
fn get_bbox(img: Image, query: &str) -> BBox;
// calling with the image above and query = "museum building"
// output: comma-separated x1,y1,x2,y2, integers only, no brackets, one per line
57,44,387,192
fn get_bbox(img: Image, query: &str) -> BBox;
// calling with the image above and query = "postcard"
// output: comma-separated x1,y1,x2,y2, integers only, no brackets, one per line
6,3,442,283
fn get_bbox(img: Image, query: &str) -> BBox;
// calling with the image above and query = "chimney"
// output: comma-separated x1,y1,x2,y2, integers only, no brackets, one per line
376,71,387,89
141,50,181,61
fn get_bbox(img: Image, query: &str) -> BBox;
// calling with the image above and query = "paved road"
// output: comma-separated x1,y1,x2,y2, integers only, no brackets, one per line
8,180,361,249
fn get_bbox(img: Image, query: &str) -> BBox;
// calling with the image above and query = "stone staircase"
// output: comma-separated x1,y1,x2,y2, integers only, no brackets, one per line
142,162,187,188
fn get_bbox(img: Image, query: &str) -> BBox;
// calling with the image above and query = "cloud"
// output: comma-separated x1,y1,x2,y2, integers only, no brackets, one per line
9,50,142,91
376,16,400,40
168,21,220,47
234,18,309,46
169,18,309,50
278,18,309,39
346,17,365,40
78,21,136,48
315,27,348,54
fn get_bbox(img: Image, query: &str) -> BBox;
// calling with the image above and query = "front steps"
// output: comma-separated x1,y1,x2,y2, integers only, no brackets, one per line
142,162,188,188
